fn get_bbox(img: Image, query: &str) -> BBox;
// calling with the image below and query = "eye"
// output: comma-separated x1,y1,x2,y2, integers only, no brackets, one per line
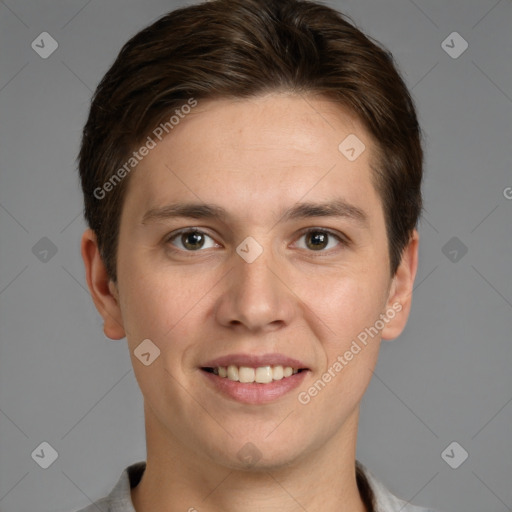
165,227,348,254
294,228,346,252
166,228,219,251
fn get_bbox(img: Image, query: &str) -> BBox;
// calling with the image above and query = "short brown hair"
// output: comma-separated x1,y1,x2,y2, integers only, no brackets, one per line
79,0,423,283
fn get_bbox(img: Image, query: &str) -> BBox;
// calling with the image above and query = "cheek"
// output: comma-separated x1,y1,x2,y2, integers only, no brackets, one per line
120,273,193,341
308,269,389,341
117,266,202,406
305,271,387,397
300,279,384,421
117,255,219,368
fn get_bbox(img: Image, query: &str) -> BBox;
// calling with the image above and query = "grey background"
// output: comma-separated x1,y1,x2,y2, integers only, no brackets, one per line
0,0,511,511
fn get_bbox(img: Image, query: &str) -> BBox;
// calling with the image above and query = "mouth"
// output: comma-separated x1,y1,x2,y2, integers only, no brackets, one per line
201,365,307,384
199,356,310,404
199,353,310,404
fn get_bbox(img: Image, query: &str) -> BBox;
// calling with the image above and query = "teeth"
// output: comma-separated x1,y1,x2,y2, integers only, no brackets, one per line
255,366,272,383
272,365,284,380
239,366,255,383
227,365,239,381
212,365,302,383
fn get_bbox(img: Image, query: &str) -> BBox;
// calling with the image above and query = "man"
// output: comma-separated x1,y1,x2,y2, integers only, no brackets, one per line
77,0,438,510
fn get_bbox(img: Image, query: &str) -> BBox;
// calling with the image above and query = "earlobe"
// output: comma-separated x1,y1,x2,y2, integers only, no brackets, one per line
81,229,126,340
381,229,419,341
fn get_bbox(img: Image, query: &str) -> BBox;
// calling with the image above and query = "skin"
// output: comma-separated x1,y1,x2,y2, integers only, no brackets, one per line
82,92,419,512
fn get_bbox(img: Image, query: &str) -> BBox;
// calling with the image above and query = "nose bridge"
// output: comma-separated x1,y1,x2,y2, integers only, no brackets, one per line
215,235,294,331
235,237,280,307
236,247,276,294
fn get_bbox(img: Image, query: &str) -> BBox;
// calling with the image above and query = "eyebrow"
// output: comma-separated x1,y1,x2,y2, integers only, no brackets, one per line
141,198,369,227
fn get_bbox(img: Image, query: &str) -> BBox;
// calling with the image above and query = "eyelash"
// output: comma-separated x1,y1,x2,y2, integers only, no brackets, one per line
164,227,350,256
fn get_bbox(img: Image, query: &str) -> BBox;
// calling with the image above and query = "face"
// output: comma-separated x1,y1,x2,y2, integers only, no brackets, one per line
85,93,418,471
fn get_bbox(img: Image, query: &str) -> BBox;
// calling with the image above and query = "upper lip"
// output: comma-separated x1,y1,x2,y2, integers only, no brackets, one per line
201,353,309,369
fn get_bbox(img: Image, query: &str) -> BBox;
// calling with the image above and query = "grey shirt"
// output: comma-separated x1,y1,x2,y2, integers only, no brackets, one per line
74,460,439,512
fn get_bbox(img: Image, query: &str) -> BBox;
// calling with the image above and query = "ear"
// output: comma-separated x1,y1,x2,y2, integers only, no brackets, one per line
81,228,126,340
381,229,419,340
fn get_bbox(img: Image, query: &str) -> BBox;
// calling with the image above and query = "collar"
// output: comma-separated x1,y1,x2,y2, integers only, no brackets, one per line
105,460,436,512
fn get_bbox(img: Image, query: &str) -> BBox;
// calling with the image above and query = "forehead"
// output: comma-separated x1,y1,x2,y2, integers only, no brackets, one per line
121,93,383,227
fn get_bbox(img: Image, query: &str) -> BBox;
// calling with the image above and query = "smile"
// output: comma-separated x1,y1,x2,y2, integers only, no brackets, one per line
200,366,309,404
202,365,305,383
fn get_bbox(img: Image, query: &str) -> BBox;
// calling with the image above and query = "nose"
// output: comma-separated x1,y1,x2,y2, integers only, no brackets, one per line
214,241,296,333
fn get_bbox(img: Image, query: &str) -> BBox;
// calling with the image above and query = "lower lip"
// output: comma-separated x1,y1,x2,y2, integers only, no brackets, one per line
200,369,309,404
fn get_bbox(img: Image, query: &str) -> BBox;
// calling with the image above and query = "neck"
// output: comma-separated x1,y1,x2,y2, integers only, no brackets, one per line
131,404,368,512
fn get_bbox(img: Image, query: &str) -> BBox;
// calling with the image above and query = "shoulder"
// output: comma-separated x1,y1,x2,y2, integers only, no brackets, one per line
358,461,440,512
73,496,110,512
71,461,146,512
